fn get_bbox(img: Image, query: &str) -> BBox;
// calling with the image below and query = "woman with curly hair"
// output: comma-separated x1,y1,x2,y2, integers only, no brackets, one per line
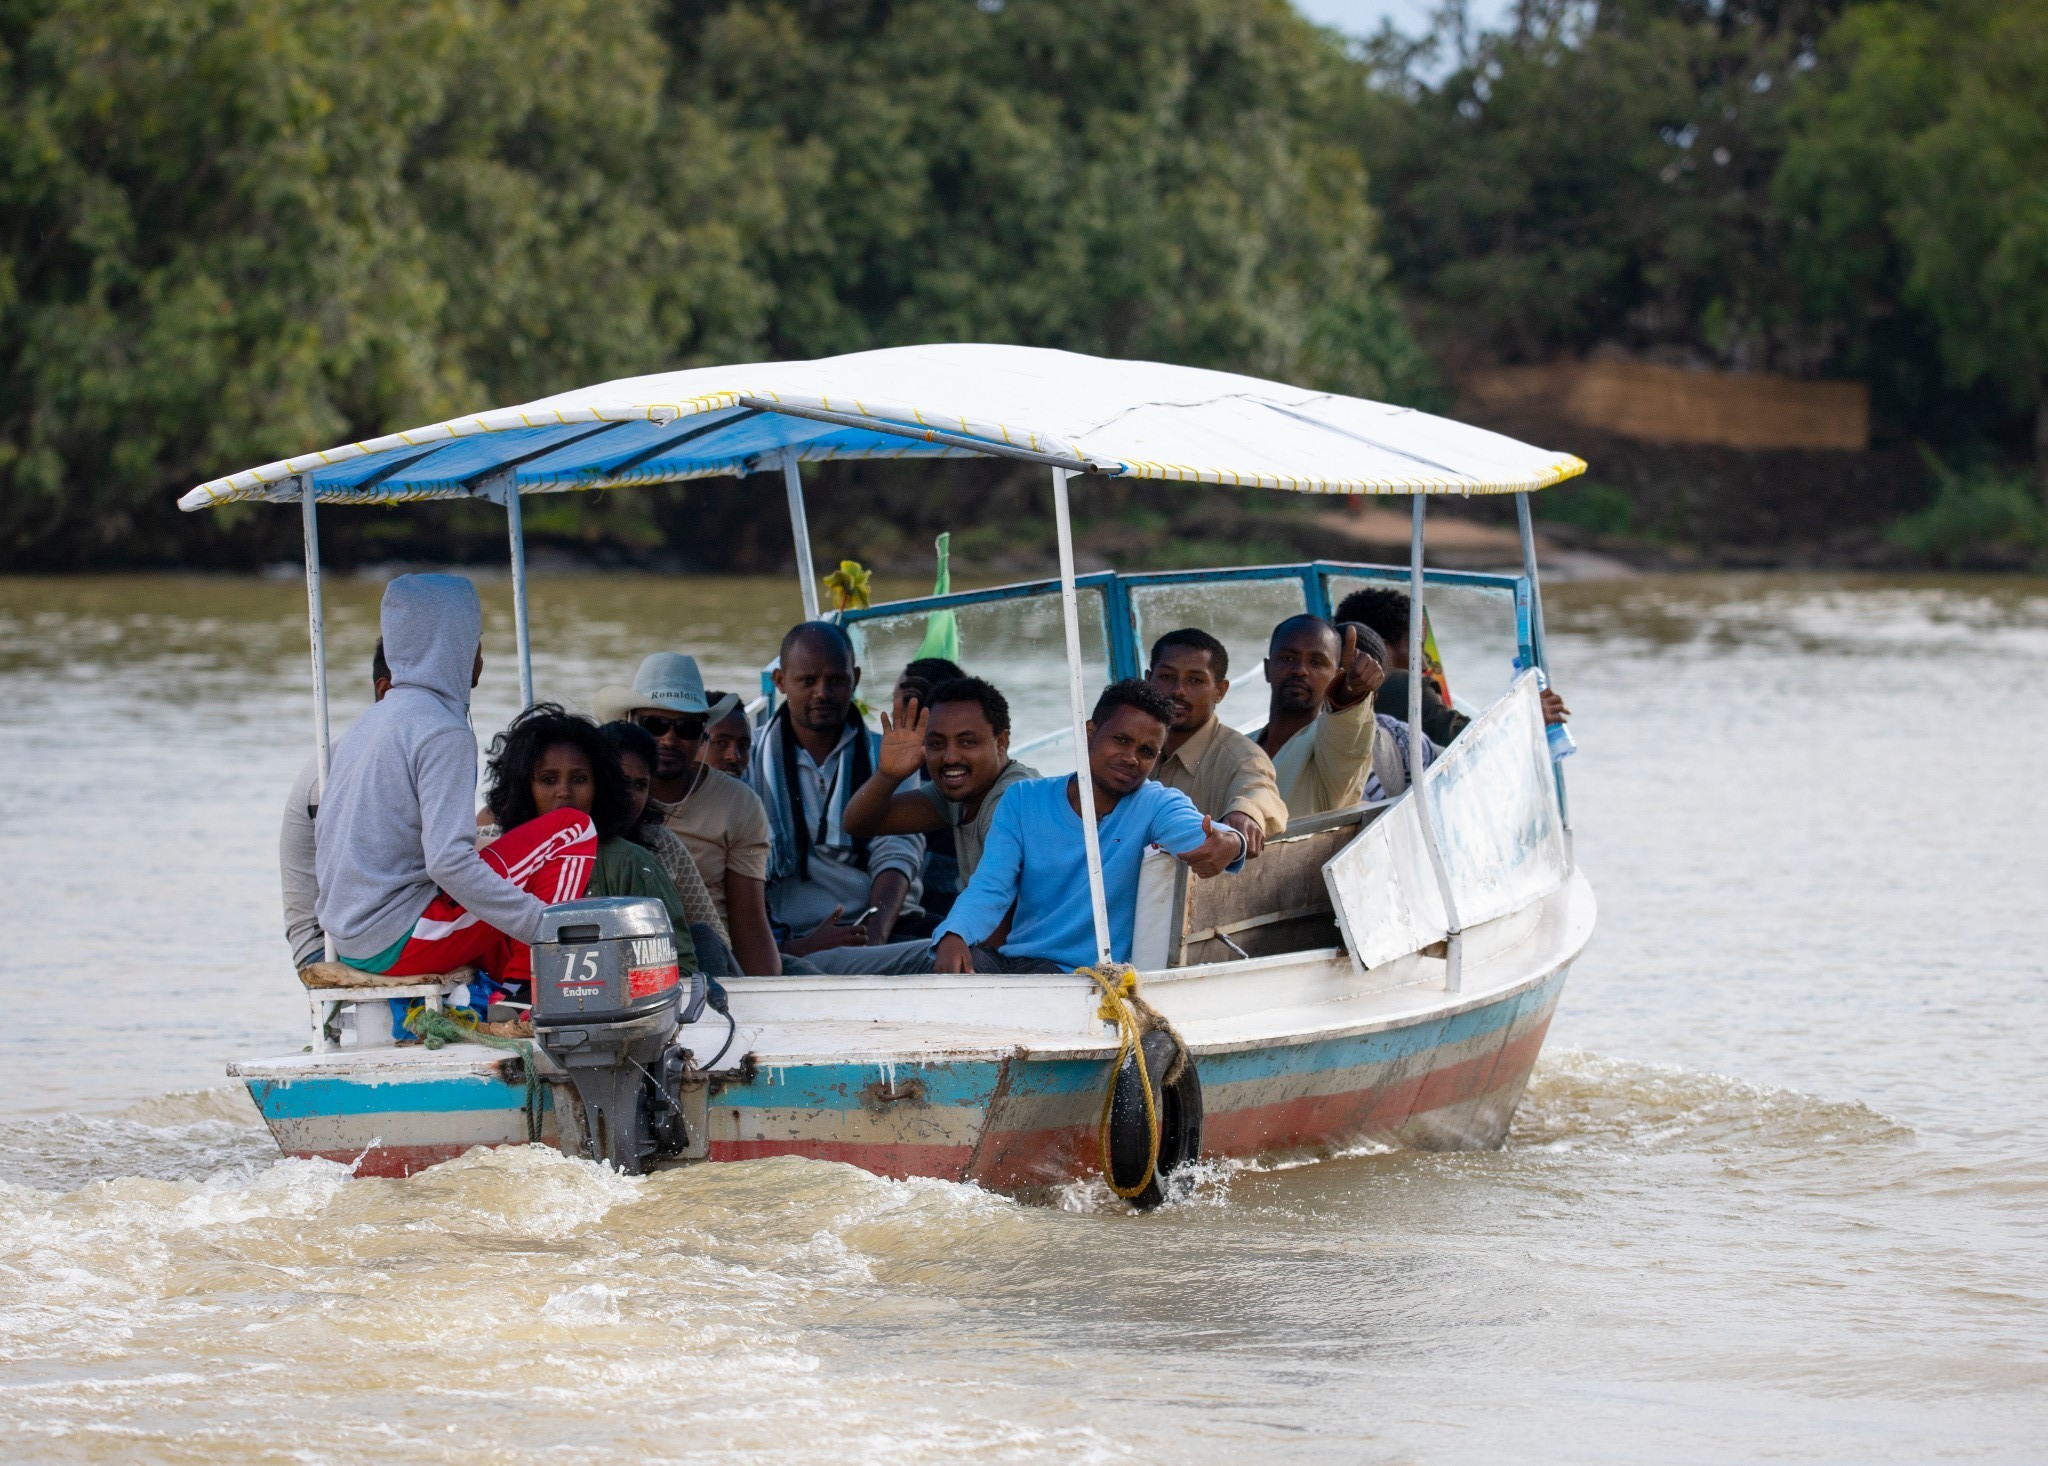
481,704,698,974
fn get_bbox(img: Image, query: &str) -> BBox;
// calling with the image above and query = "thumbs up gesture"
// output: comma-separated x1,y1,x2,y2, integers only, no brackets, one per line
1327,622,1387,710
1175,812,1245,878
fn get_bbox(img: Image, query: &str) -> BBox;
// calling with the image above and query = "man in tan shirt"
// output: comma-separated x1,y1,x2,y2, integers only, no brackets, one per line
1253,615,1397,819
1145,628,1289,857
599,652,781,974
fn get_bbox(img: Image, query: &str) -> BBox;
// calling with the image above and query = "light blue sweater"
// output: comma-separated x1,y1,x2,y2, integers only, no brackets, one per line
934,775,1230,970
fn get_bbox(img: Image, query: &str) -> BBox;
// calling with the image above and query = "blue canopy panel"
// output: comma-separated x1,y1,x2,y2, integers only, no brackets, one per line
232,407,972,506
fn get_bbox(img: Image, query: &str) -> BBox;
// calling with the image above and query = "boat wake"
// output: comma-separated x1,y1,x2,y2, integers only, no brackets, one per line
1509,1048,1910,1153
0,1049,1905,1217
1045,1049,1909,1212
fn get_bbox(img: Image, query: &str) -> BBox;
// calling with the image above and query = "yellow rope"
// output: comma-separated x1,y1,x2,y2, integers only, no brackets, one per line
1081,962,1162,1201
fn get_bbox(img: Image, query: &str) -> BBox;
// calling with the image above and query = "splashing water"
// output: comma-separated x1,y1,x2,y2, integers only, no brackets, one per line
3,572,2047,1461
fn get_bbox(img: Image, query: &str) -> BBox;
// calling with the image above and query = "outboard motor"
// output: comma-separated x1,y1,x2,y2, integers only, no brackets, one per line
530,897,708,1174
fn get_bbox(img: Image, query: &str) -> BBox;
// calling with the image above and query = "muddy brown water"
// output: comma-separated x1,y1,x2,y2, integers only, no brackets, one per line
0,571,2044,1462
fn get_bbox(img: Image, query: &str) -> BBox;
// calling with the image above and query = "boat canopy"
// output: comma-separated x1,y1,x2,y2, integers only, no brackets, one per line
178,343,1586,511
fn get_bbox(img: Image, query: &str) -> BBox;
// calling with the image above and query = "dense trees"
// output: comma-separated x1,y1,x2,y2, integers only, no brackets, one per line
2,0,2044,569
0,0,1426,567
1359,0,2048,480
1778,0,2048,458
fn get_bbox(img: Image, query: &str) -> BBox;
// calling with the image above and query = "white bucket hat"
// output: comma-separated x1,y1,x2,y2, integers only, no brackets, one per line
593,653,739,727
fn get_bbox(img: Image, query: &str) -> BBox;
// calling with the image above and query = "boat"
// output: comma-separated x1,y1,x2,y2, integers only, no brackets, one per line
193,344,1596,1204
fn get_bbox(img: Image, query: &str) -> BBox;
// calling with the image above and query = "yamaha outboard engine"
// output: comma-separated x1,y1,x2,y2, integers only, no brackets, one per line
530,897,707,1173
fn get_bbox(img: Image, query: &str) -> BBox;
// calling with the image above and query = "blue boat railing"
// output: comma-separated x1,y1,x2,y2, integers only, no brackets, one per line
756,560,1536,742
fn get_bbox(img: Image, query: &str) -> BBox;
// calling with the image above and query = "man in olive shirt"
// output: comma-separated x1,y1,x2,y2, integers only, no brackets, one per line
1144,628,1289,858
1333,586,1571,741
1253,614,1395,818
843,676,1037,883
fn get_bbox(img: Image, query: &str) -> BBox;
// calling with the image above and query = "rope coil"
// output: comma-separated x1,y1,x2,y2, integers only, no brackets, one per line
1079,962,1189,1201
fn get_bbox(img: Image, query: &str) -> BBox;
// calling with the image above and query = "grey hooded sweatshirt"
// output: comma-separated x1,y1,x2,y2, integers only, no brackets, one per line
314,575,546,960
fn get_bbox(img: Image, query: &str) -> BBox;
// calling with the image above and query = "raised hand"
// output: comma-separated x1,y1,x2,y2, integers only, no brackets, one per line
1176,813,1245,879
1327,623,1387,710
877,697,927,779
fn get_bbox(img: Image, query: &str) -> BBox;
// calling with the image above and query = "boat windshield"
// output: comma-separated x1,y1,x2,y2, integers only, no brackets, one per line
845,584,1115,776
825,561,1535,775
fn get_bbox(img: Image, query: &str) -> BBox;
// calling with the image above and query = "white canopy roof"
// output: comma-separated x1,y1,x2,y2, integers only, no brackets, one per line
179,343,1586,511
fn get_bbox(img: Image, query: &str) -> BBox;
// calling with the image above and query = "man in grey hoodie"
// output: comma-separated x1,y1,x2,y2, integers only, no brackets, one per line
314,574,596,987
281,640,391,969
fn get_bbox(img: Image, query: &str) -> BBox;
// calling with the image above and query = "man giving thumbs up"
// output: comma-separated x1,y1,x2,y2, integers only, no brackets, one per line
931,679,1244,975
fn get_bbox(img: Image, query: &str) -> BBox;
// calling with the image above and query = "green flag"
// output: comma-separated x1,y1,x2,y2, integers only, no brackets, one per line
915,532,959,664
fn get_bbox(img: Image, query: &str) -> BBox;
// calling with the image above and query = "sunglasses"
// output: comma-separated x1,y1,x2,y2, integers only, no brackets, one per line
636,714,706,740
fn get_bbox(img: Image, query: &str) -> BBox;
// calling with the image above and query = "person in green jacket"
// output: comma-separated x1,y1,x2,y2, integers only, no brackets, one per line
480,703,699,973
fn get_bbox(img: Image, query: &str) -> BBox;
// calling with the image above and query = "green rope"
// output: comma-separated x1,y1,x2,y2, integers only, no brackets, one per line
404,1006,544,1142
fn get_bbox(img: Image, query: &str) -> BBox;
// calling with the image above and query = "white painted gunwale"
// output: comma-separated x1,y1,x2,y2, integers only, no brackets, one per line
230,872,1593,1083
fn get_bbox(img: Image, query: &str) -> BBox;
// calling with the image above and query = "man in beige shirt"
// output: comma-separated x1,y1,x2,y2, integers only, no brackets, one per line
1253,614,1398,819
1144,628,1289,857
598,652,781,974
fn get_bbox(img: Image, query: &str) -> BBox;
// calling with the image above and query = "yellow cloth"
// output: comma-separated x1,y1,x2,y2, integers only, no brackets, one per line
655,767,773,926
1267,696,1378,819
1152,717,1289,837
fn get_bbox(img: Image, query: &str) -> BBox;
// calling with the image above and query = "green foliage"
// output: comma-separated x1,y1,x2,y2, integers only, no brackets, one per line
0,0,781,565
1885,455,2048,565
0,0,1428,568
1777,0,2048,446
680,0,1435,398
1356,0,1844,373
1534,478,1636,536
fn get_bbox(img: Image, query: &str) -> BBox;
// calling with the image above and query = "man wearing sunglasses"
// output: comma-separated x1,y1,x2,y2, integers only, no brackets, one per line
597,653,781,976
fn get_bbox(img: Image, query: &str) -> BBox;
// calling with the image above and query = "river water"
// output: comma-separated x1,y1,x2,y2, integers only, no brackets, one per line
0,570,2043,1462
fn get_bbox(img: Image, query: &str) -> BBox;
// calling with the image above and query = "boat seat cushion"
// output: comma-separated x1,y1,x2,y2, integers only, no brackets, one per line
298,962,477,991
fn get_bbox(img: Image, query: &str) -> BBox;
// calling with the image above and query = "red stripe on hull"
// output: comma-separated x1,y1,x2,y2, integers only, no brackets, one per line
290,1142,490,1178
1205,1015,1553,1156
971,1123,1096,1191
708,1137,975,1181
286,1006,1556,1190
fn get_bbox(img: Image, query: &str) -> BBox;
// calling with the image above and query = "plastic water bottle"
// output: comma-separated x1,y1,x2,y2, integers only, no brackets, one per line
1533,667,1577,762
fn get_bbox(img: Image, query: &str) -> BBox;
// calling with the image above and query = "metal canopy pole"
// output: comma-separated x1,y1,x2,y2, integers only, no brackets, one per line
299,474,336,964
1408,494,1462,993
502,475,535,708
1052,468,1113,966
1516,491,1569,832
783,450,821,622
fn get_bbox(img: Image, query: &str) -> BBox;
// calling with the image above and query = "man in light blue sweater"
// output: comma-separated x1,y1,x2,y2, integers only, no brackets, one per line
314,574,596,988
932,680,1245,974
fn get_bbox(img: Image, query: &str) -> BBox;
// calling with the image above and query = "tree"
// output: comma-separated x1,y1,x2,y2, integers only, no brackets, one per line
1777,0,2048,465
674,0,1432,401
1357,0,1846,374
0,0,780,567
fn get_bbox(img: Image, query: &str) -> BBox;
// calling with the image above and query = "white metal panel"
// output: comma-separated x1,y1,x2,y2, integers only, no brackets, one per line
1323,673,1566,972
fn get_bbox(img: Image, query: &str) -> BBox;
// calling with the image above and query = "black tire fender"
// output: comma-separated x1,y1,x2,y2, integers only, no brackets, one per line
1107,1028,1204,1209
